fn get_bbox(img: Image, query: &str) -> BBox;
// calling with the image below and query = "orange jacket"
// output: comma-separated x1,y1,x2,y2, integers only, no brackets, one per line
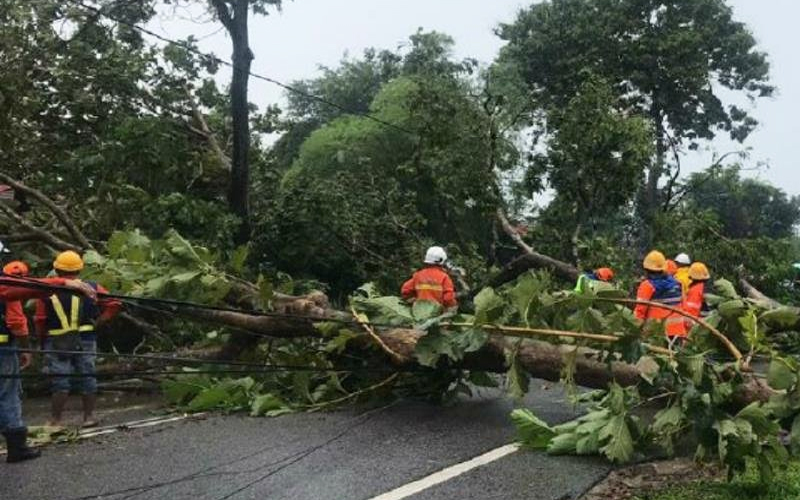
634,276,687,337
401,266,457,309
0,277,73,339
683,282,706,320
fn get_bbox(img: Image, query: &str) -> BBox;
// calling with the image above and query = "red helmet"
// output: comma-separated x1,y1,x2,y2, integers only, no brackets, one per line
595,267,614,282
3,260,29,277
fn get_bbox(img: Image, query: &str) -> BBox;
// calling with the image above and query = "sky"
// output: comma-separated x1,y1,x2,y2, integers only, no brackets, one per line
153,0,798,195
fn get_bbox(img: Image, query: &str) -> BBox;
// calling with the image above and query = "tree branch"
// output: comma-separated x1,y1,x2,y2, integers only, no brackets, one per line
0,171,93,250
0,204,80,252
209,0,234,31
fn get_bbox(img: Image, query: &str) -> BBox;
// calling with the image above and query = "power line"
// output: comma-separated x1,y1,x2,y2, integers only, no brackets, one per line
64,0,417,137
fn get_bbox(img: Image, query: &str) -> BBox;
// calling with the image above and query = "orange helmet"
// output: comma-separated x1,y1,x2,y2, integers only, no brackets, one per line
3,260,29,277
665,259,678,275
595,267,614,282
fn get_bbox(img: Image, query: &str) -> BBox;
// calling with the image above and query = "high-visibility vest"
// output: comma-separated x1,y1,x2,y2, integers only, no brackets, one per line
637,277,687,337
44,283,99,336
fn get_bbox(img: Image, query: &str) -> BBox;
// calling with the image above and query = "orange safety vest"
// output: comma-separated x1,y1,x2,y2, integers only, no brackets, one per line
634,276,687,338
401,266,457,309
683,281,706,328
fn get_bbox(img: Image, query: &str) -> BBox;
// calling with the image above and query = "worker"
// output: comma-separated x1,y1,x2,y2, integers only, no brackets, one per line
3,261,30,277
683,262,711,326
401,246,458,310
634,251,687,348
673,253,692,296
36,251,121,428
0,243,97,463
665,259,678,276
574,267,614,294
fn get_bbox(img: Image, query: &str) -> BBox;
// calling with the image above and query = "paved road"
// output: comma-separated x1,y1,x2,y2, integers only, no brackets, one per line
1,382,610,500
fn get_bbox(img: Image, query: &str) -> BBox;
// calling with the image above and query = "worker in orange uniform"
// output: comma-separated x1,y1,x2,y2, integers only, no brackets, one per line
673,253,692,296
683,262,711,330
0,242,97,463
665,259,678,276
35,251,121,428
401,246,458,311
634,251,687,349
3,261,30,278
574,267,615,294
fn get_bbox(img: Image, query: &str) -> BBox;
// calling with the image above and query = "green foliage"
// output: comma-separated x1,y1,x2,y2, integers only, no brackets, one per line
638,461,800,500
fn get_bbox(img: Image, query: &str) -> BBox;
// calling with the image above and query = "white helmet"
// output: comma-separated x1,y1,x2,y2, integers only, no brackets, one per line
424,246,447,265
674,253,691,265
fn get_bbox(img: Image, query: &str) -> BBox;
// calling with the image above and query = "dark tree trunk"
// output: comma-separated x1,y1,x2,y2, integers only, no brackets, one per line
213,0,253,244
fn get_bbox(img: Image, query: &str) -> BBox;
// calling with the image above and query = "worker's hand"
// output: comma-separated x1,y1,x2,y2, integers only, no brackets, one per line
64,280,97,300
19,352,32,370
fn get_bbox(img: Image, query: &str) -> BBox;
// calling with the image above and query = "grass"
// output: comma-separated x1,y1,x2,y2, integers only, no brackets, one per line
635,461,800,500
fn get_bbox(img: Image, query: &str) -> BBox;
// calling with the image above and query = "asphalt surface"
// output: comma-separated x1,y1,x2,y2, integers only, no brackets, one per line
1,382,611,500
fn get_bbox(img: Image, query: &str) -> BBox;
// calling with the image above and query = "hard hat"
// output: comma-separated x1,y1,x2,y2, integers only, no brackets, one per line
595,267,614,282
2,260,29,276
424,246,448,265
674,253,691,266
53,250,84,272
689,262,711,281
665,259,678,275
643,251,667,272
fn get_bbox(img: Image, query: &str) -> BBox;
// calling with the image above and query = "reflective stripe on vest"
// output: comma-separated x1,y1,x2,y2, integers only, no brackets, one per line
48,295,95,336
416,283,443,292
0,334,8,344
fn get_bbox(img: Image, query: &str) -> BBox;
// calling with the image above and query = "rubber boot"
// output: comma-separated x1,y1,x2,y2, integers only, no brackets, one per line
3,428,41,463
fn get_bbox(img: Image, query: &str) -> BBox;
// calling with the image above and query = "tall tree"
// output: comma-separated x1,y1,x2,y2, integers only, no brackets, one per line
497,0,773,248
209,0,282,243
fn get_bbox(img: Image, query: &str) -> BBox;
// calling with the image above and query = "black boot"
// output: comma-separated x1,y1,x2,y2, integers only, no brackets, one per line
3,427,41,463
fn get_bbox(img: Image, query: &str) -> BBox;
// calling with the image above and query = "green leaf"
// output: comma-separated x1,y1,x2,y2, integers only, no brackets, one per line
467,371,498,388
473,287,506,325
250,394,286,417
412,300,442,322
511,409,555,449
760,307,800,329
714,279,740,300
257,275,274,309
229,245,249,274
652,405,684,434
414,329,455,367
599,415,635,463
506,350,530,400
161,378,207,405
548,431,580,455
767,359,797,391
188,386,230,411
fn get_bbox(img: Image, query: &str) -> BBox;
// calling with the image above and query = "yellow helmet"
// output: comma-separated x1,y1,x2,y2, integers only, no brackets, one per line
53,250,84,272
643,250,667,272
689,262,710,281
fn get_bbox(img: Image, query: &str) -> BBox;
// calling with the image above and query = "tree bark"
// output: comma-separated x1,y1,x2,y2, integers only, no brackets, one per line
212,0,253,244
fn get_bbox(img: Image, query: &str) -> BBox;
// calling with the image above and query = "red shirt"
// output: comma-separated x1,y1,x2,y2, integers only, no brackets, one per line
0,277,70,337
401,266,457,309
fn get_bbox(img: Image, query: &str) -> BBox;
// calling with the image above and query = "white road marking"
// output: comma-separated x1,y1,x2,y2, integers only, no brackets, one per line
367,443,520,500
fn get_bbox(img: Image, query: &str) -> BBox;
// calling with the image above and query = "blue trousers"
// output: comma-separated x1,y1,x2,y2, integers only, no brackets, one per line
0,349,24,432
43,339,98,394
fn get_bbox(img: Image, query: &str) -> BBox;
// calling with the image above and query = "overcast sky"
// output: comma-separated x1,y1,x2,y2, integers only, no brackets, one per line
155,0,798,194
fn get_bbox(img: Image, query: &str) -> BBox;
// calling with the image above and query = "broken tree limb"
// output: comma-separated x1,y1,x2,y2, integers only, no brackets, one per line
491,208,580,286
0,171,93,250
0,203,80,252
738,277,783,309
